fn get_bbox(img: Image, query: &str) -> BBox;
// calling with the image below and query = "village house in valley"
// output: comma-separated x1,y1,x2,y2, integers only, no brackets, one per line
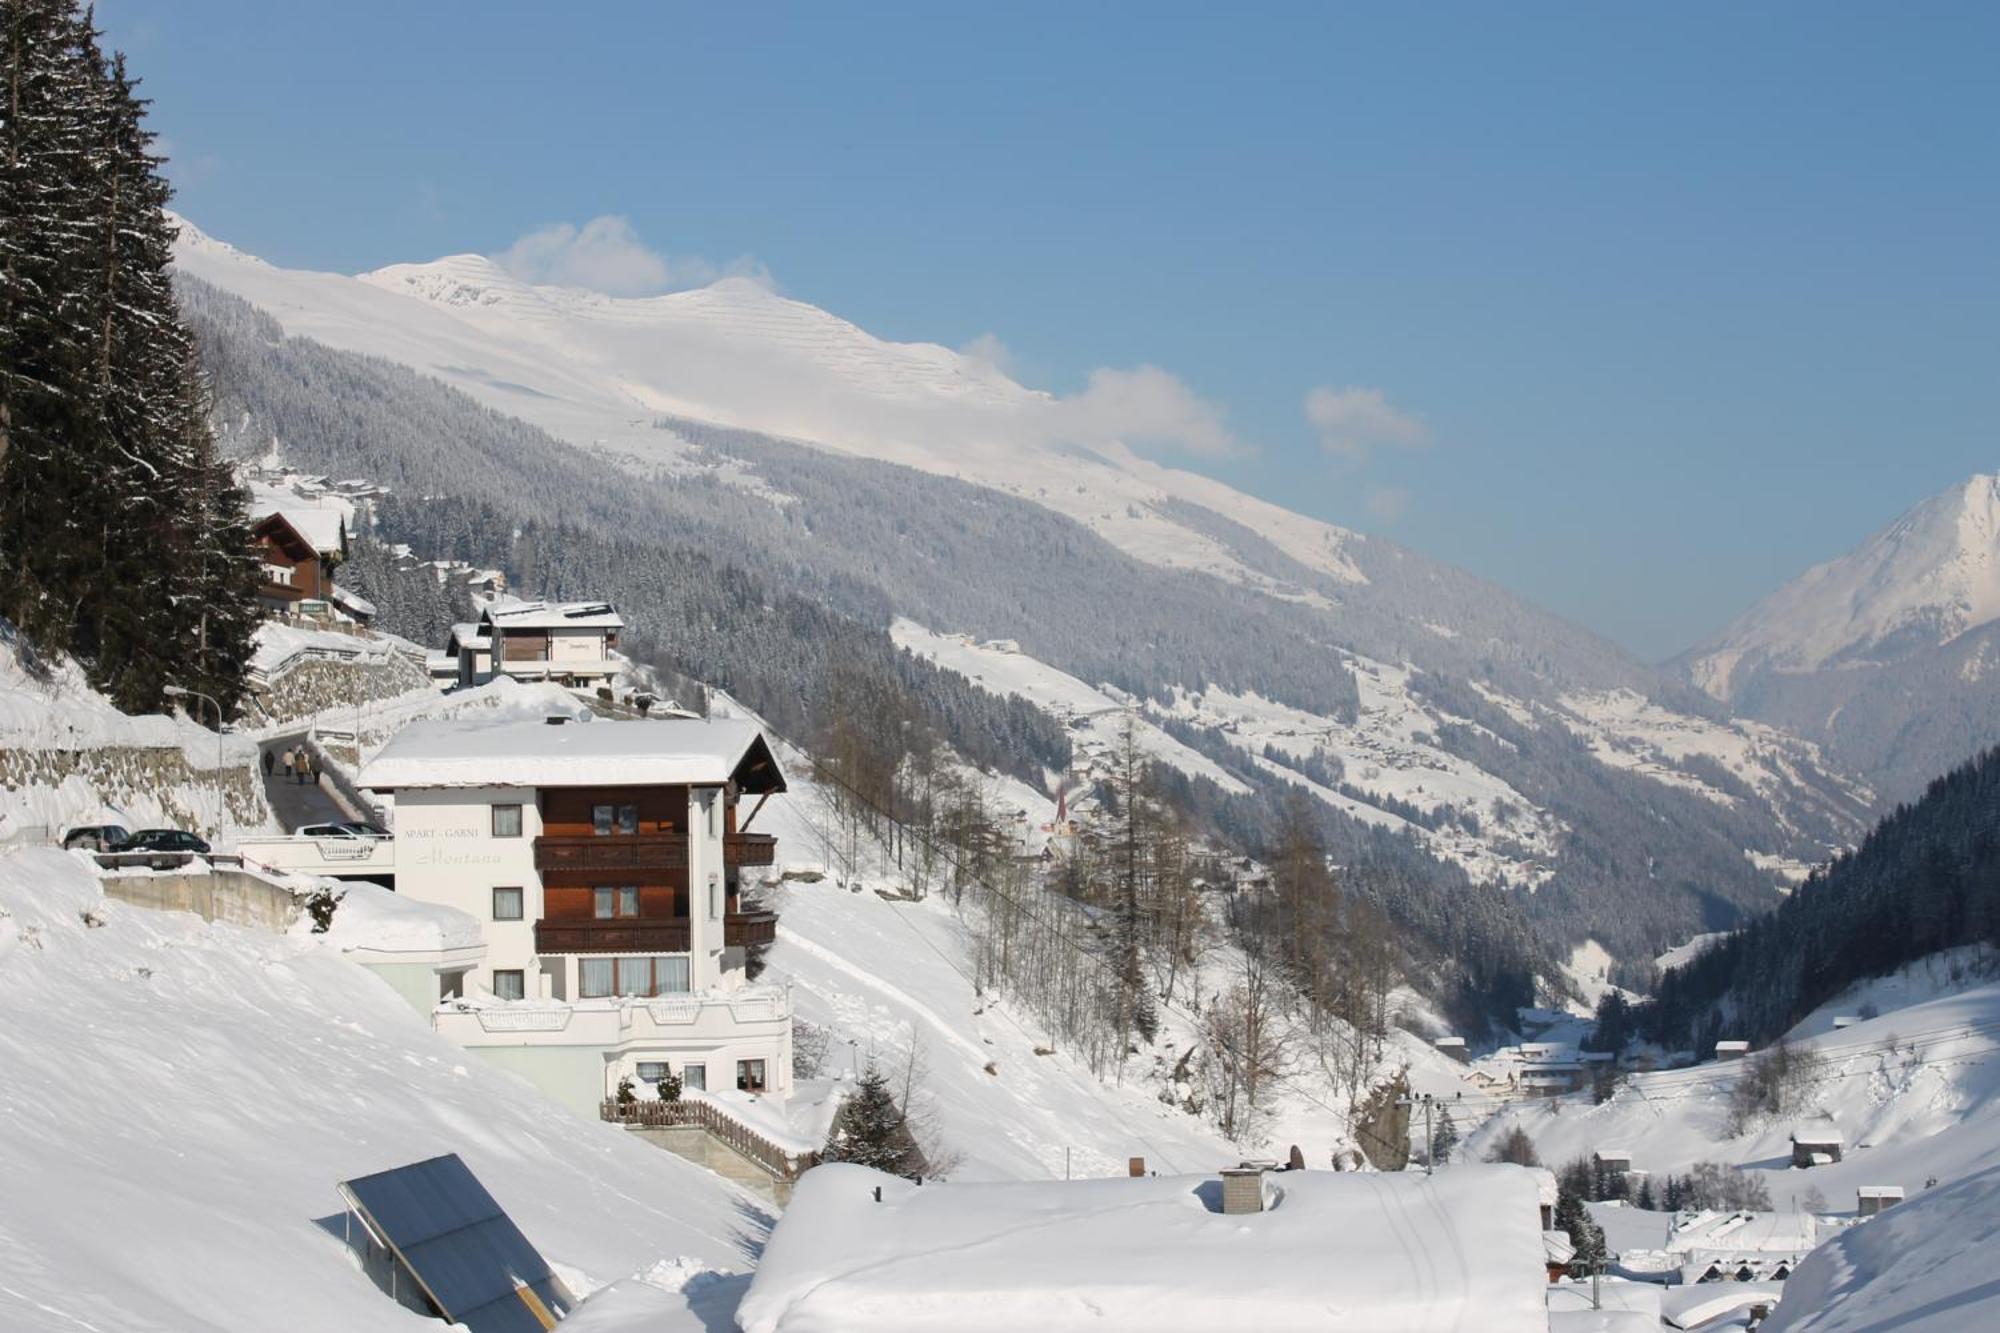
357,713,789,1116
454,600,625,687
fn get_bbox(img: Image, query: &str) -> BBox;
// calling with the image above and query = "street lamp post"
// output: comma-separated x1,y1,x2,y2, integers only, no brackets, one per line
163,685,225,832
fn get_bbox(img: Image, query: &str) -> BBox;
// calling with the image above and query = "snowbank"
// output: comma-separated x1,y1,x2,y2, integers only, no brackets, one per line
737,1162,1549,1333
0,848,763,1332
300,879,484,954
1763,1159,2000,1331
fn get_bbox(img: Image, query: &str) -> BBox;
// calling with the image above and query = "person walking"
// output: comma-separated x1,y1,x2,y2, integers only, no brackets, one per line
261,748,275,779
279,748,295,783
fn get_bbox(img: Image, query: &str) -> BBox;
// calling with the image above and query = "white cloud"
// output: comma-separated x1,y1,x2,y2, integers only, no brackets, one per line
1305,385,1428,462
960,332,1016,377
1366,486,1412,522
1055,364,1241,459
494,215,769,297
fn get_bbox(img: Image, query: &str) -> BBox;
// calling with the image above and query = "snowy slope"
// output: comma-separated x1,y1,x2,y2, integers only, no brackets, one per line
0,849,761,1333
172,217,1366,596
1763,1158,2000,1331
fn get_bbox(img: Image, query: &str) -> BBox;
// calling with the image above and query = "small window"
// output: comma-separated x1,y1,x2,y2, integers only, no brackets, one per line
492,887,523,921
593,804,613,836
707,796,719,837
492,804,522,838
736,1059,767,1093
709,878,721,922
636,1061,670,1084
620,885,639,917
492,969,526,1001
580,957,614,998
683,1063,707,1092
618,804,638,835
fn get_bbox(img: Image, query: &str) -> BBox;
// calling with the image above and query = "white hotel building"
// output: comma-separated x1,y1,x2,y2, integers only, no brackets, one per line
359,714,792,1116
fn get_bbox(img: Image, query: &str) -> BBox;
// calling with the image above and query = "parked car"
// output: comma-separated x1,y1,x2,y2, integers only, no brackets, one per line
124,829,211,857
62,824,131,852
298,822,391,839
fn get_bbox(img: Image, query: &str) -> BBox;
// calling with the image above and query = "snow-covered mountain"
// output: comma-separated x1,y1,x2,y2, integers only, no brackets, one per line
1684,472,2000,803
171,218,1877,969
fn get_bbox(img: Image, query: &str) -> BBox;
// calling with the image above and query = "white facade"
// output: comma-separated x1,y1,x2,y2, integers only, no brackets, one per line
360,716,792,1118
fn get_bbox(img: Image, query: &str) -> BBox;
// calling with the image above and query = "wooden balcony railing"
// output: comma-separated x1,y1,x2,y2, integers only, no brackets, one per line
724,910,779,948
534,834,688,873
725,832,777,866
535,917,691,954
602,1096,819,1182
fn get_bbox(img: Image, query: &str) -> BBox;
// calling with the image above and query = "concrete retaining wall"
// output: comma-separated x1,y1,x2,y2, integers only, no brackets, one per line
101,867,301,933
623,1123,795,1204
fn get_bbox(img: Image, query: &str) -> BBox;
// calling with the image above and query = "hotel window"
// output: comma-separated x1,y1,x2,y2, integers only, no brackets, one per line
636,1061,670,1085
491,803,522,838
579,955,691,999
736,1059,767,1093
709,877,721,921
593,803,638,836
492,969,526,1001
491,886,523,921
682,1063,707,1092
593,886,640,919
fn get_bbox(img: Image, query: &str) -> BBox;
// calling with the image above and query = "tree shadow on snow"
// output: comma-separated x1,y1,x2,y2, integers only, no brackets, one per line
731,1194,777,1264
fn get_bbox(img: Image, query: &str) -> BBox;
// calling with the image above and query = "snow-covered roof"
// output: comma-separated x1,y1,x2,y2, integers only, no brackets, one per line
1792,1128,1844,1146
1856,1185,1905,1198
247,486,346,555
1715,1040,1751,1052
359,716,786,793
1595,1147,1634,1160
1530,1167,1560,1208
447,622,491,651
330,585,376,618
737,1164,1551,1333
1666,1209,1818,1259
480,600,624,631
1434,1035,1466,1048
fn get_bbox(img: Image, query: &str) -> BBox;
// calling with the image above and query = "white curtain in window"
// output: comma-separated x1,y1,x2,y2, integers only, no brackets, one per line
580,958,614,997
655,955,691,993
617,956,651,995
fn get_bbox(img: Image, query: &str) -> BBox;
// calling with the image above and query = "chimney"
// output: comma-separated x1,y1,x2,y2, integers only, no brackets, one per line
1220,1167,1265,1215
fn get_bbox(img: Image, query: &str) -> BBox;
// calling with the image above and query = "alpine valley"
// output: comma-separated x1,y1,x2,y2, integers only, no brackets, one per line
172,218,1915,1014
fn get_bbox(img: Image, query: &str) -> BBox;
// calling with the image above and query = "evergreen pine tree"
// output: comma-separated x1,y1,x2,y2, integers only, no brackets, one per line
822,1062,917,1174
1554,1187,1607,1271
1429,1107,1458,1165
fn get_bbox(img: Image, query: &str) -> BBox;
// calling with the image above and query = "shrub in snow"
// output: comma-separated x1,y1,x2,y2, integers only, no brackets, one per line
305,885,342,934
1725,1037,1827,1135
655,1068,683,1103
616,1076,638,1112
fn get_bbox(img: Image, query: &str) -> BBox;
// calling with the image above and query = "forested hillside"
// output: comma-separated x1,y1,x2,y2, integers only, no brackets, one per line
0,1,257,713
1644,746,2000,1049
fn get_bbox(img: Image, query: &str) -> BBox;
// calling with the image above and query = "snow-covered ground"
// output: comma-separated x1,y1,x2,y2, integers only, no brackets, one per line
0,849,762,1332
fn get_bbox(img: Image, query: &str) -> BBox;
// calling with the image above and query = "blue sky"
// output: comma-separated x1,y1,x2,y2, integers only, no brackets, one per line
103,2,1998,660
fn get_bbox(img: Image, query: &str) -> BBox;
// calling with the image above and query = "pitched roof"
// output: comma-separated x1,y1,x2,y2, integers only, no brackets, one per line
359,716,786,793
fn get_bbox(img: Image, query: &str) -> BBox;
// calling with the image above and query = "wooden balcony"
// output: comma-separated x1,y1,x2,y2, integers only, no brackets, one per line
725,832,777,867
534,834,688,873
724,910,779,948
535,917,691,955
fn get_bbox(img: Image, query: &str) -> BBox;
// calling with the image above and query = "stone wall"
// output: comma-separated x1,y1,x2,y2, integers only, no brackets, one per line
100,867,301,933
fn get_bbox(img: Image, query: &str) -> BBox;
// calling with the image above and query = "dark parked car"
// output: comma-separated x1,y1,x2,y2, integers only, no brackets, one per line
62,824,131,852
124,828,212,862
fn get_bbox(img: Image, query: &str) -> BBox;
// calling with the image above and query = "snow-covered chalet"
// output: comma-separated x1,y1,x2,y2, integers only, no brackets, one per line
453,600,624,687
358,713,788,1116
